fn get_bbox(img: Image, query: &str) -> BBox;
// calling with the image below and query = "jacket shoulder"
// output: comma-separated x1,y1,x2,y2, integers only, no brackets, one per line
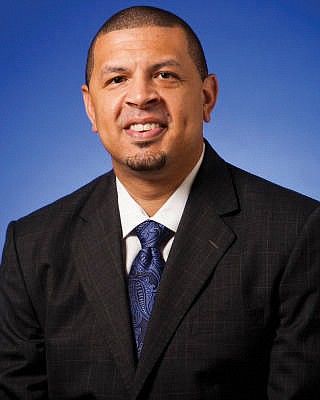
12,172,115,237
228,163,319,218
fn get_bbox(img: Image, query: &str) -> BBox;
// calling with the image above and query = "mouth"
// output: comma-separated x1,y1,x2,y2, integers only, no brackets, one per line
125,122,166,139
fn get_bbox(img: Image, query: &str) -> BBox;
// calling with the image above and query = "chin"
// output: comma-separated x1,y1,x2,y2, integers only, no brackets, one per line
126,151,167,172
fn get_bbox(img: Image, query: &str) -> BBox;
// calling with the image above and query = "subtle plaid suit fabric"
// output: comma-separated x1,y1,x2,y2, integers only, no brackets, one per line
0,142,320,399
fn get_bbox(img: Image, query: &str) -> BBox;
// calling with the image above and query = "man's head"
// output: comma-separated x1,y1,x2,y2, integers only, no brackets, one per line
82,6,218,184
85,6,208,87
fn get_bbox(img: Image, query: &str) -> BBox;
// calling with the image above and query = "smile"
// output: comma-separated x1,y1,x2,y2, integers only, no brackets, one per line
129,123,161,132
125,121,166,140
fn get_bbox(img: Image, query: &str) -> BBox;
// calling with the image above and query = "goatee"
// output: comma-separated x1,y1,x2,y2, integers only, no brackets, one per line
126,151,166,171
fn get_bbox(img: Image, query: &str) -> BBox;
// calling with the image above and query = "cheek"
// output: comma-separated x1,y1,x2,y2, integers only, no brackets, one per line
174,100,203,131
95,96,123,129
168,97,189,126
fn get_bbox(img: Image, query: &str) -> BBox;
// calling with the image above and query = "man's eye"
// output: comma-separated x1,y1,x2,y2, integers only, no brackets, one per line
109,76,126,84
157,72,175,79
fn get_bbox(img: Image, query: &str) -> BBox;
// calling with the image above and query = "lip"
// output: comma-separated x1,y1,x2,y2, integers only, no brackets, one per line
125,125,166,139
123,117,168,140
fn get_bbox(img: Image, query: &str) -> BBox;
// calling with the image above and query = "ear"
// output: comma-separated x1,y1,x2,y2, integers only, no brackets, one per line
81,85,98,132
202,74,218,123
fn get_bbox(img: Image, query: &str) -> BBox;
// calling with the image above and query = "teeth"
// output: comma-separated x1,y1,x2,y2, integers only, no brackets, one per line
129,123,160,132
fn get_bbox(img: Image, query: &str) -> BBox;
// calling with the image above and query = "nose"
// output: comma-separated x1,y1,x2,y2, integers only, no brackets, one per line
125,76,160,108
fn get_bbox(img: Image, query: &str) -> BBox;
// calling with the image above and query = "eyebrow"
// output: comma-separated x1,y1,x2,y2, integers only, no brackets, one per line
151,59,182,70
100,66,127,78
100,59,182,78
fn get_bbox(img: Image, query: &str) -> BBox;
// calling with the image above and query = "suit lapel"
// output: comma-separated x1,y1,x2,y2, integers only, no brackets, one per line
71,173,136,392
132,144,239,398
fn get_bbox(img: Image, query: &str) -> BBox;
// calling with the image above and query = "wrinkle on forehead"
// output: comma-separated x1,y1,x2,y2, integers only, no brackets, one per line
100,60,182,75
94,26,188,57
91,26,199,82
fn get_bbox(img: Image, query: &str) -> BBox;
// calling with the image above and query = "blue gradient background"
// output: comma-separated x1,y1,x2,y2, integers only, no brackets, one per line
1,0,319,251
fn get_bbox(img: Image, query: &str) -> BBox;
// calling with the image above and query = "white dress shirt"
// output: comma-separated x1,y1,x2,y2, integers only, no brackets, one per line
116,144,205,274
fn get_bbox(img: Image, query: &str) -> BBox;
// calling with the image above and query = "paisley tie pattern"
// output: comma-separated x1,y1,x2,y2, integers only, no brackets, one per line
128,220,171,358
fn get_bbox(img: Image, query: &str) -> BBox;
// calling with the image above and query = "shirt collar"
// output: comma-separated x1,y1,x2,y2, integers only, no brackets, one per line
116,143,205,238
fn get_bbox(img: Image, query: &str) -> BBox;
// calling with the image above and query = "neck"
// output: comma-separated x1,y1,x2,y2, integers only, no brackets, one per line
115,170,184,216
114,143,204,216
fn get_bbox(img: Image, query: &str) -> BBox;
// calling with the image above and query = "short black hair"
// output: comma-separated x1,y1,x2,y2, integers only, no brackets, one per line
85,6,208,86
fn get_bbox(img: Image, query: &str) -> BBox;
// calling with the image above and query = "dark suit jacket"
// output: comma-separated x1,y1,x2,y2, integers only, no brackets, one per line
1,143,320,399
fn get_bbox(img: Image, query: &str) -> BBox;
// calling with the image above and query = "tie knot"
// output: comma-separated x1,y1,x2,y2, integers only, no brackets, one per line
134,220,171,249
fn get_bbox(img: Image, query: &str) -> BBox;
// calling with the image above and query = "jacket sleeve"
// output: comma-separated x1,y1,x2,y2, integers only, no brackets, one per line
268,206,320,399
0,222,47,399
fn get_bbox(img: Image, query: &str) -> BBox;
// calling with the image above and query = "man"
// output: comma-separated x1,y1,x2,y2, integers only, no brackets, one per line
0,6,319,399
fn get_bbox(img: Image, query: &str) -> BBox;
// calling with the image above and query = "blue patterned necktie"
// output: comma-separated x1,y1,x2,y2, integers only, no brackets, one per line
128,220,171,358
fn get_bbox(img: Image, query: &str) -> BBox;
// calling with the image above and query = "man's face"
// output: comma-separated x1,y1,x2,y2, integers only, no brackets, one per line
82,26,217,180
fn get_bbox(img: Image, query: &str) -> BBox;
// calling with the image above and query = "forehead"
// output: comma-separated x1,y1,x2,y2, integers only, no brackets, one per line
93,26,191,67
